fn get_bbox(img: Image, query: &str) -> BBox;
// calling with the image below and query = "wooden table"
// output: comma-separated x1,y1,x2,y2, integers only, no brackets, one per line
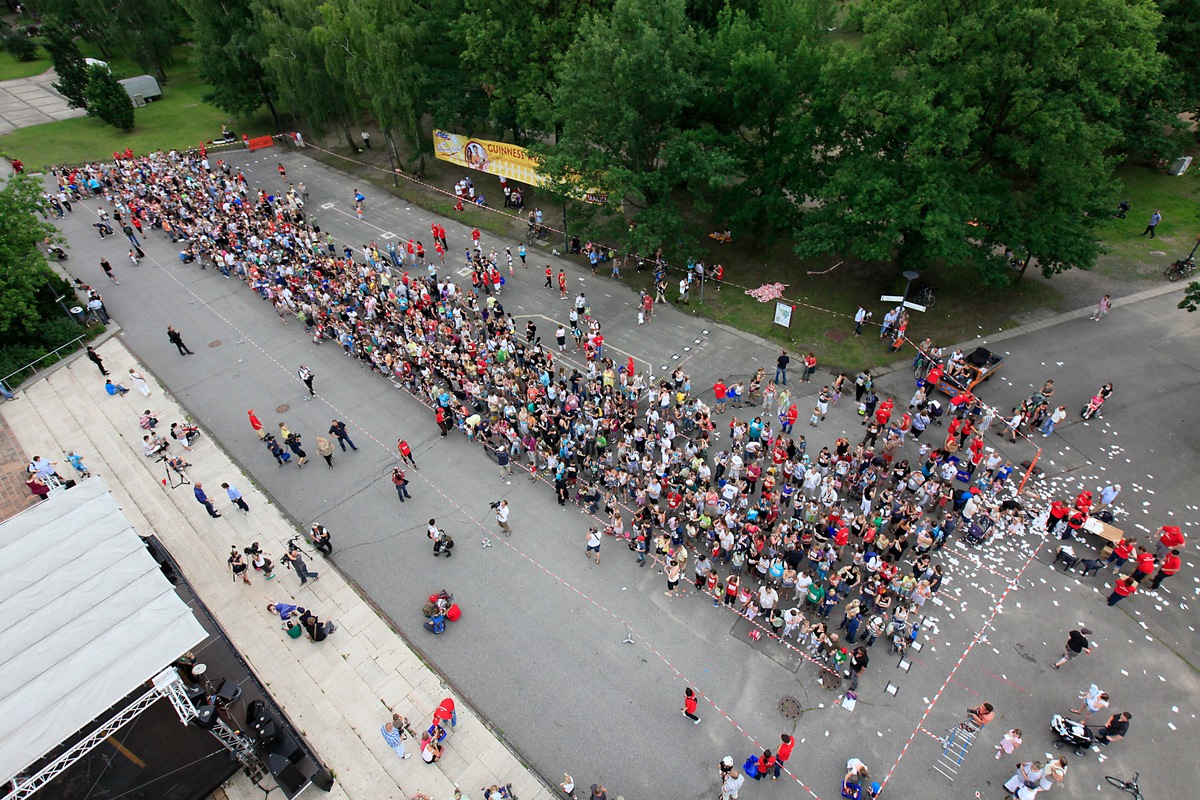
1082,517,1124,544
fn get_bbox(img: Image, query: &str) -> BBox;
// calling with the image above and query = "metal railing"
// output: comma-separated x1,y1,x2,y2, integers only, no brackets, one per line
0,333,89,392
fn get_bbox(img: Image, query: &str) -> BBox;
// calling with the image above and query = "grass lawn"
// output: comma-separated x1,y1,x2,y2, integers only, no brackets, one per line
0,46,51,81
0,47,273,169
1093,159,1200,279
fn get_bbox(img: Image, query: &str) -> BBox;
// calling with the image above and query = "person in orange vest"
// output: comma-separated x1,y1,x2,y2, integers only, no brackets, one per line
1156,525,1185,559
1150,550,1181,591
1107,576,1137,606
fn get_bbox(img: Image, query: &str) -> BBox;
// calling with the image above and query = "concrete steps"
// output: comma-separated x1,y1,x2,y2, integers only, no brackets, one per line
1,339,553,800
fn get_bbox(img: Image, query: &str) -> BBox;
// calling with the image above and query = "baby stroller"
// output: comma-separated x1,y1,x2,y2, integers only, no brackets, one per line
1050,713,1095,755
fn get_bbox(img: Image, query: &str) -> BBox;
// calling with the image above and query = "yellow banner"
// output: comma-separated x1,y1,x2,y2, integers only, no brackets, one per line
432,130,544,185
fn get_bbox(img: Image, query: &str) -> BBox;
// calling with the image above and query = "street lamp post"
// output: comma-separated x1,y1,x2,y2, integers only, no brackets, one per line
901,270,920,303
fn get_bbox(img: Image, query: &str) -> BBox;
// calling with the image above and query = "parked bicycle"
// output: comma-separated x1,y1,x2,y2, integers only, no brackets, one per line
1164,257,1195,282
1105,772,1143,800
912,284,936,308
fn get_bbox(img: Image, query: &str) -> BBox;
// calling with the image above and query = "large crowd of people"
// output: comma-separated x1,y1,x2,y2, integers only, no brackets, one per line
49,148,1175,800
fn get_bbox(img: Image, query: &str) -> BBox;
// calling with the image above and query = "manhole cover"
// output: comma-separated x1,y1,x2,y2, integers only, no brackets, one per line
824,327,848,342
275,404,290,414
208,340,222,348
778,696,801,720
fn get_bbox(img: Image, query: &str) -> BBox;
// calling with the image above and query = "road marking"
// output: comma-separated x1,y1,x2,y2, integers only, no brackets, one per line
320,202,334,209
381,231,397,240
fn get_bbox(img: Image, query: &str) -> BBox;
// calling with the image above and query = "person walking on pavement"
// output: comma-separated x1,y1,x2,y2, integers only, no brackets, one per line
392,467,411,502
298,365,316,399
495,500,512,535
316,436,334,468
329,419,357,450
397,437,417,468
101,258,119,284
86,346,109,376
1041,405,1067,437
380,719,412,759
1071,685,1109,723
248,408,267,440
1107,575,1138,606
773,734,794,780
1095,711,1131,745
847,645,869,692
1140,209,1160,237
227,546,251,585
1149,549,1181,590
283,429,308,467
681,686,701,723
283,547,319,584
585,526,602,564
167,326,194,355
496,443,512,479
222,482,250,514
193,482,221,518
1052,628,1092,669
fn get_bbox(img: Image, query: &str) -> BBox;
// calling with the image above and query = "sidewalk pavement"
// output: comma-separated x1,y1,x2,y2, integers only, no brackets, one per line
0,334,554,800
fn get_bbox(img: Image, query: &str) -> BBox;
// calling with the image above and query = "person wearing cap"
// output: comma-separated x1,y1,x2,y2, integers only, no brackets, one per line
1052,628,1093,669
1156,525,1185,559
1097,483,1121,510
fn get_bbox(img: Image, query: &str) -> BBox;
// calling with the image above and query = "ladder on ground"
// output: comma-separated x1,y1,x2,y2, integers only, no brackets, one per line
933,721,980,781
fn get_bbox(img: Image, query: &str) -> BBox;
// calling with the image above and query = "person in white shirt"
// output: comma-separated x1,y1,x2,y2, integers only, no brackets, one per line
495,500,511,535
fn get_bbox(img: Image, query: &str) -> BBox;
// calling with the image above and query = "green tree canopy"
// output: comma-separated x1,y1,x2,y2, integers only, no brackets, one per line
797,0,1165,282
178,0,281,128
43,22,90,110
0,176,63,338
84,63,135,130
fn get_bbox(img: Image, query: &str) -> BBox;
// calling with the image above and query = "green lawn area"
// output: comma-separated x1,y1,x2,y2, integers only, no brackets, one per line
1093,159,1200,279
0,48,273,169
0,45,52,81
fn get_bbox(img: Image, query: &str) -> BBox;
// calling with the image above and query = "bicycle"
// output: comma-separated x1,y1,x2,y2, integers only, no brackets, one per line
912,285,936,308
1104,773,1142,800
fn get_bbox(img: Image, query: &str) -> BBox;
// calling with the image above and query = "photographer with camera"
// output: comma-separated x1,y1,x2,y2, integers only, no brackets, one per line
244,542,275,579
492,500,512,536
308,523,333,555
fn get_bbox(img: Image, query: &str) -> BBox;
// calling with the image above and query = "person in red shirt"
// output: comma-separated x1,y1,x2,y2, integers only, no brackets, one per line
755,749,776,781
558,270,567,298
1107,576,1137,606
434,240,445,263
784,404,799,433
1156,525,1185,558
1129,550,1157,584
1105,537,1136,572
545,265,553,289
802,352,818,382
774,734,794,780
713,381,727,413
681,687,700,723
874,397,893,426
397,438,417,468
1150,550,1181,590
714,263,724,291
1074,490,1093,514
471,227,481,244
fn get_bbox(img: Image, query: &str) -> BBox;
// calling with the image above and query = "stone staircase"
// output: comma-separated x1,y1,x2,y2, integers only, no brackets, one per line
1,339,551,800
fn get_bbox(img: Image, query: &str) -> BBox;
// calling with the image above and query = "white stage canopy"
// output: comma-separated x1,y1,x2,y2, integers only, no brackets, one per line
0,478,207,786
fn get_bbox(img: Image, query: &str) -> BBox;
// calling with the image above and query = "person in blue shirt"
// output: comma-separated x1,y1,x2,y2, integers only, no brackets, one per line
104,379,129,396
193,482,221,518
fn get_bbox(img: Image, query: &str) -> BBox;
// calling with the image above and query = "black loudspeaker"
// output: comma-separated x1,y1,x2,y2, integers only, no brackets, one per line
276,764,307,794
310,768,335,792
192,705,218,729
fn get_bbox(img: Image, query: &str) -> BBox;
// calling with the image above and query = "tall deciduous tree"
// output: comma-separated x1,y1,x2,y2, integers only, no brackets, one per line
84,63,135,130
0,175,63,338
454,0,610,140
254,0,360,148
798,0,1164,283
178,0,281,129
700,0,829,244
43,22,89,110
542,0,717,255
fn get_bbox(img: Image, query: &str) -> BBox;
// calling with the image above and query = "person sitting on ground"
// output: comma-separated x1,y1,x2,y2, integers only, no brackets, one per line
300,608,337,642
142,433,169,457
139,409,158,429
105,379,130,396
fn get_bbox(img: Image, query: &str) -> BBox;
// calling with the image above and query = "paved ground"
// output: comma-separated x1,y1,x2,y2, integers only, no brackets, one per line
37,149,1200,800
0,68,85,135
1,335,556,800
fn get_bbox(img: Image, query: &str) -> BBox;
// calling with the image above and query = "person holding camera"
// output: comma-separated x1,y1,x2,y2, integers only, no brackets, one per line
392,467,412,502
309,523,333,555
494,500,512,535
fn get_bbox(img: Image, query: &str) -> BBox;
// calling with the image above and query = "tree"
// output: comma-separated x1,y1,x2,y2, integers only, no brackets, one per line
454,0,609,140
84,63,135,130
0,175,63,338
178,0,281,128
43,22,90,110
797,0,1165,283
700,0,829,243
541,0,715,255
